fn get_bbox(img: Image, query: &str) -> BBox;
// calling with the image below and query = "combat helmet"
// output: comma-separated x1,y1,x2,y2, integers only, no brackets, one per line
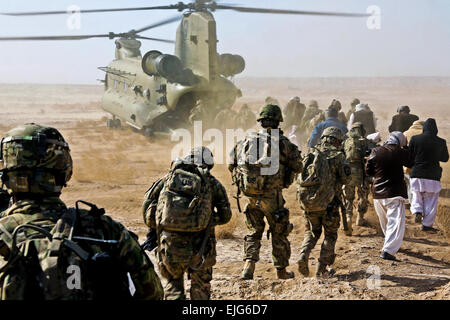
0,123,72,195
257,104,283,122
351,98,360,107
321,126,344,141
351,121,366,136
183,146,214,169
309,100,319,108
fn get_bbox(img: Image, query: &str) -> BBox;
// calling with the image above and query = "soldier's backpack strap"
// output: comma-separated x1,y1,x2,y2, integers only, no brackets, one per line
44,201,105,298
48,208,90,261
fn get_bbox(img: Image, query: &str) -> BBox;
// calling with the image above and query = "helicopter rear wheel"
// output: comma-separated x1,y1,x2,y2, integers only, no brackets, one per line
106,118,121,129
143,127,154,137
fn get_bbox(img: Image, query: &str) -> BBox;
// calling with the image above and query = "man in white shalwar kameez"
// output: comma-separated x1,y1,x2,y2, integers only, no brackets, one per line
366,132,413,260
408,118,449,231
410,179,441,228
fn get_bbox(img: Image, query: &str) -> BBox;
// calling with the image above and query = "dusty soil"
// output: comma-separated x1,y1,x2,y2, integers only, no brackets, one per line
0,78,449,300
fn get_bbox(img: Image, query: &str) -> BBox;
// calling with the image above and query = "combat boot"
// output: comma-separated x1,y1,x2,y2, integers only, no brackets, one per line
297,254,310,277
344,217,353,236
276,268,295,280
241,260,255,280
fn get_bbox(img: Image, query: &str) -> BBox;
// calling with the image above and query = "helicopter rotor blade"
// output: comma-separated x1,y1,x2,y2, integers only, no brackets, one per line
0,5,181,16
215,5,370,17
0,34,111,41
133,15,182,34
134,36,175,44
0,33,174,42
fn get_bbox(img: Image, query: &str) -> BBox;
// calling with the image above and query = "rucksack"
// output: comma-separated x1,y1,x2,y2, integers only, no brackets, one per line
233,131,284,196
0,201,132,300
344,134,365,163
297,147,335,212
156,163,213,232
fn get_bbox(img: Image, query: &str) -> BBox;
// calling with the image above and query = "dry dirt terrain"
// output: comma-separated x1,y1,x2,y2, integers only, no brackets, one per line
0,78,449,300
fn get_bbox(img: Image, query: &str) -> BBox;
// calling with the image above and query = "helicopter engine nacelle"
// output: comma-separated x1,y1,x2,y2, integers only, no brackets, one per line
218,54,245,77
142,50,184,82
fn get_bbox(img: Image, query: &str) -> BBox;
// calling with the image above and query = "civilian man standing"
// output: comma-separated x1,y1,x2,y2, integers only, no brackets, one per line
408,118,449,231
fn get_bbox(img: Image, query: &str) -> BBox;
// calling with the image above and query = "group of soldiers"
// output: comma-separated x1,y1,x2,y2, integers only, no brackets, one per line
0,96,418,301
189,100,256,131
142,100,379,299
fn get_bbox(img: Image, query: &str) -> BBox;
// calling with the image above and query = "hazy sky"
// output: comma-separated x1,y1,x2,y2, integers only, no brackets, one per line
0,0,449,84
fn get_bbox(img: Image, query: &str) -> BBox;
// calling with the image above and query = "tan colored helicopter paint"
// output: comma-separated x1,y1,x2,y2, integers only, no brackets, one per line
101,11,242,133
175,11,218,82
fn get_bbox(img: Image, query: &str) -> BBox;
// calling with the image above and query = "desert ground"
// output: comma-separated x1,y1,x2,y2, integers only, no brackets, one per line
0,77,449,299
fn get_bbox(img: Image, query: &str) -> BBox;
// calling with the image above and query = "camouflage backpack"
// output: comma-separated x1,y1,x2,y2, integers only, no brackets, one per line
233,131,283,196
156,163,213,232
0,201,133,300
344,133,366,163
297,147,335,212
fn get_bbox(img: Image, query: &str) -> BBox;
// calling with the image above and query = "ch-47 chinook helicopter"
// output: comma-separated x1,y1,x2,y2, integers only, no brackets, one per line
0,0,368,136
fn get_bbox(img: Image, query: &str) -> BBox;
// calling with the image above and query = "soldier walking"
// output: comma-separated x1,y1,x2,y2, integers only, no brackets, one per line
297,127,351,277
346,98,360,120
235,104,256,131
343,122,372,235
142,147,232,300
228,104,302,280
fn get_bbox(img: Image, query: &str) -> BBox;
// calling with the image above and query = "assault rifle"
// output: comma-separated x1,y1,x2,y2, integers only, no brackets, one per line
331,193,348,231
191,218,216,271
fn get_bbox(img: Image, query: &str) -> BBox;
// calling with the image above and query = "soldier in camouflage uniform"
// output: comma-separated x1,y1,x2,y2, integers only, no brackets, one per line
346,98,360,121
215,106,238,131
282,97,306,131
142,147,231,300
265,96,279,106
343,122,371,235
235,104,256,131
297,127,351,277
228,105,302,280
0,123,163,300
300,100,322,145
300,100,320,131
330,99,348,126
0,185,10,213
189,98,218,128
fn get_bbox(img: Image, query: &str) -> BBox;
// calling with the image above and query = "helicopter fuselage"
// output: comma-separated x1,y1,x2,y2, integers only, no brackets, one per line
100,11,244,135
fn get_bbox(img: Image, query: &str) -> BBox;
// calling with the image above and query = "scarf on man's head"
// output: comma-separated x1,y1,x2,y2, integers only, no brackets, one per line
384,131,407,147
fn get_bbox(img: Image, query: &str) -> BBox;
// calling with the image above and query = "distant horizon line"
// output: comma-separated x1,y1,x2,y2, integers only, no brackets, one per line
1,75,450,86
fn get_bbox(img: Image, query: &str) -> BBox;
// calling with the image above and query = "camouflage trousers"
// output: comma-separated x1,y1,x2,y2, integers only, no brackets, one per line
157,230,216,300
343,166,370,220
300,205,340,266
243,191,293,269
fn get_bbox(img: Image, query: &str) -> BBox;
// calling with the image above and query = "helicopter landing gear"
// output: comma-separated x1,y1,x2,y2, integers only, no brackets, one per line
143,127,154,137
106,118,121,129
